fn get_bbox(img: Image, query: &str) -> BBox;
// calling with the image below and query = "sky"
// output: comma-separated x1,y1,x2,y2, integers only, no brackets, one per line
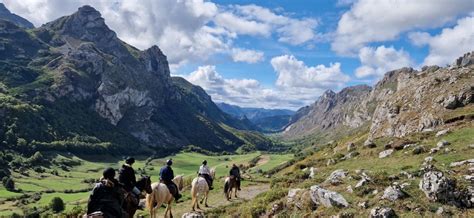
2,0,474,110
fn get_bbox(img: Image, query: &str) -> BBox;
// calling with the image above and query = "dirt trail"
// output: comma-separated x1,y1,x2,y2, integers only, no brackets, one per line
141,183,270,217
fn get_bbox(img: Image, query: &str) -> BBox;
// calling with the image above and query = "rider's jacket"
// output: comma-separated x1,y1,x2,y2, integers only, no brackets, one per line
118,164,136,192
199,165,211,175
87,178,124,218
230,166,241,178
160,165,174,182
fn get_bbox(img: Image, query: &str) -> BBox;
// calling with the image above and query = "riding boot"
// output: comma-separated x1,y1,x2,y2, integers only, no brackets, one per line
237,179,241,191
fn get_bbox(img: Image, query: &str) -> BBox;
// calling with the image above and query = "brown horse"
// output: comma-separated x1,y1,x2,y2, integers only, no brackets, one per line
122,176,153,218
224,175,238,200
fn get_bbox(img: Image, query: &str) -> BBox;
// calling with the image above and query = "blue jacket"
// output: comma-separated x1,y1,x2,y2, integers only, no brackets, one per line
160,166,174,182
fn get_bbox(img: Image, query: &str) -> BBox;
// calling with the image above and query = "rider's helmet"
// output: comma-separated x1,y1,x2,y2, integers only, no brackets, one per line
166,159,173,166
125,157,135,165
203,160,207,165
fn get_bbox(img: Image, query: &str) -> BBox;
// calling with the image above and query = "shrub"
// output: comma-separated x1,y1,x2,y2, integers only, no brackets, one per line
49,197,65,213
2,177,15,191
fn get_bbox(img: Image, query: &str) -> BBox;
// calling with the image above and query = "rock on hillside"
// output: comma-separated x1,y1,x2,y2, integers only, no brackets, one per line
283,52,474,140
0,5,267,154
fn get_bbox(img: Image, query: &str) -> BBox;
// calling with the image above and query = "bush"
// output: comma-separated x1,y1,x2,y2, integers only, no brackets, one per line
2,177,15,191
49,197,65,213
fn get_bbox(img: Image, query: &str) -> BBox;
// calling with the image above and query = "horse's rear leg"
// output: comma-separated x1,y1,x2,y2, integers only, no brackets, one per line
205,191,209,207
235,188,238,198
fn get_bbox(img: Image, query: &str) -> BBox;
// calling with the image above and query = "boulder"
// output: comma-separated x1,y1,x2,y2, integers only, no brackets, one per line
309,185,349,208
381,184,407,201
412,145,426,155
309,167,317,179
364,139,376,148
419,170,457,203
325,169,348,185
379,149,394,158
355,172,371,188
435,129,450,137
369,207,396,218
287,188,311,210
450,159,474,167
182,212,204,218
436,140,450,148
347,142,356,151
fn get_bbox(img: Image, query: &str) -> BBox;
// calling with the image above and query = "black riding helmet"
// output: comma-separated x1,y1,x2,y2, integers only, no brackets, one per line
125,157,135,165
202,160,207,165
166,159,173,166
103,167,116,179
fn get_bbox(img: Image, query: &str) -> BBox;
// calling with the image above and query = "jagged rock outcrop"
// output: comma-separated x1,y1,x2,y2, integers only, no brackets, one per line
381,184,407,201
325,169,347,185
0,3,34,28
419,170,472,208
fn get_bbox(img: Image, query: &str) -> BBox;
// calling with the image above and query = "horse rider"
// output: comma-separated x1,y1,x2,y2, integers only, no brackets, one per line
198,160,214,190
87,167,124,218
118,157,140,205
229,164,241,191
159,159,182,201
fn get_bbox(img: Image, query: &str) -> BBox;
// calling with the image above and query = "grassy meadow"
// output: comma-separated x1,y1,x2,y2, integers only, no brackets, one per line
0,151,293,216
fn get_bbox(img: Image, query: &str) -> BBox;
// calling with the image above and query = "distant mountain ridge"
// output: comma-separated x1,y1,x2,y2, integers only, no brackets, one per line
217,102,295,132
0,5,272,155
283,52,474,142
0,3,34,28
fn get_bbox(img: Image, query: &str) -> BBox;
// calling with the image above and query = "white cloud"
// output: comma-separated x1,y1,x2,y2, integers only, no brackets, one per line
231,48,264,63
1,0,320,68
332,0,474,55
271,55,349,89
184,62,348,110
223,4,319,45
355,46,412,79
409,16,474,66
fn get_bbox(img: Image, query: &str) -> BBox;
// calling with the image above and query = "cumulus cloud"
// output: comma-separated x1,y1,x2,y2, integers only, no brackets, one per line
271,55,349,89
2,0,320,67
184,61,349,110
332,0,474,55
355,46,412,79
231,48,264,63
225,4,319,45
409,16,474,66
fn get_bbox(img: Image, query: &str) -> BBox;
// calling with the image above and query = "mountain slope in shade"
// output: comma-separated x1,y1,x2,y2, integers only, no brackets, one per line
0,3,34,28
0,5,268,155
283,53,474,142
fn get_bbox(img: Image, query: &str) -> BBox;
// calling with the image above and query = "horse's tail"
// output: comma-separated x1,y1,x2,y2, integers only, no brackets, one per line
224,178,229,194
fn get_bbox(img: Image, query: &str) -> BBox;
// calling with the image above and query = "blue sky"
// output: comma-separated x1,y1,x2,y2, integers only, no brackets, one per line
2,0,474,109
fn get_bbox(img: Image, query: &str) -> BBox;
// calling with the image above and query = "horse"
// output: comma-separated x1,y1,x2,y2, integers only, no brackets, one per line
190,168,215,211
145,176,183,218
224,175,239,200
122,176,153,218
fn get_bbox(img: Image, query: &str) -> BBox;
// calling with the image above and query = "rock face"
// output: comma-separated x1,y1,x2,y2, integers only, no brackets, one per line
287,188,311,210
0,3,34,28
310,185,349,208
0,5,267,154
369,207,396,218
283,85,372,138
283,52,474,141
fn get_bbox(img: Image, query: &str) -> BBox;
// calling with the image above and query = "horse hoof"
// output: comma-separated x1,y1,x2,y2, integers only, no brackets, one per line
205,204,209,207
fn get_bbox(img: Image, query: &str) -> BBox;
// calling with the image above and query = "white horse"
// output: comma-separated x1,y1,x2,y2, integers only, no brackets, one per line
190,168,215,211
146,176,183,218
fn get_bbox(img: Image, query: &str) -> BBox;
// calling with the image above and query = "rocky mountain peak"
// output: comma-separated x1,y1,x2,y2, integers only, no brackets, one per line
42,5,115,45
140,45,170,77
0,3,34,29
452,51,474,68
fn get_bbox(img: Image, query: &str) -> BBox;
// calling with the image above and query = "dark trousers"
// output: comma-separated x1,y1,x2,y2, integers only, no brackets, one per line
162,180,179,198
200,174,213,187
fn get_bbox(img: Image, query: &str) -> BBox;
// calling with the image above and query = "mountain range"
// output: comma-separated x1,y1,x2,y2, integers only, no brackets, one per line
0,5,273,156
217,102,295,132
